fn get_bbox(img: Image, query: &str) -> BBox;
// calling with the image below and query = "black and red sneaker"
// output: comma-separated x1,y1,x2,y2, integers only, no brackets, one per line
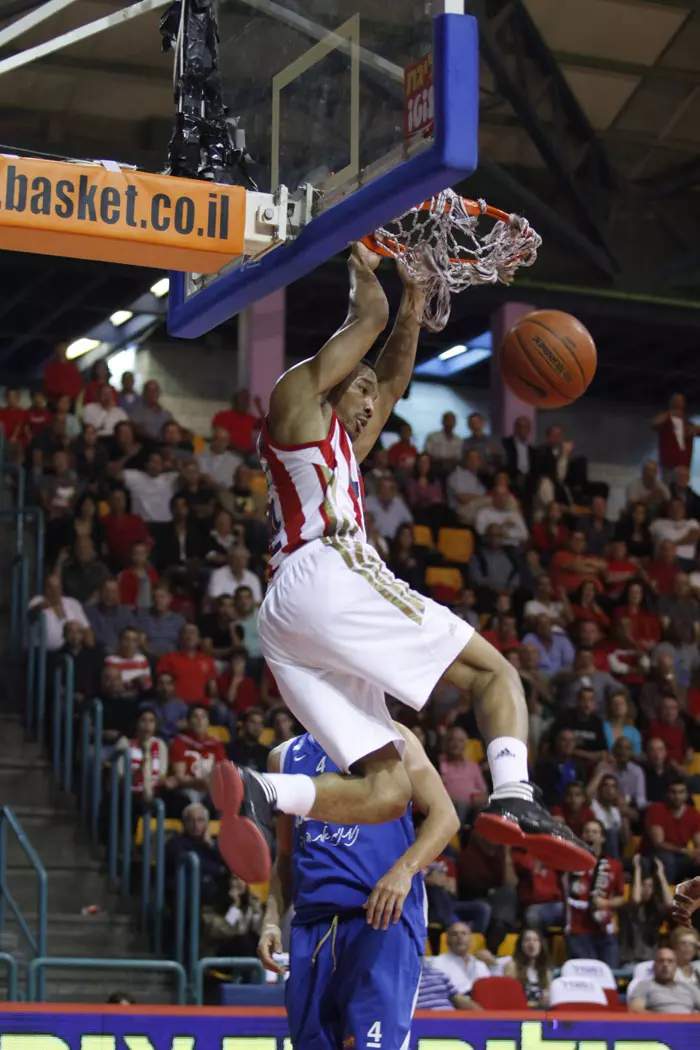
209,763,273,884
475,786,595,872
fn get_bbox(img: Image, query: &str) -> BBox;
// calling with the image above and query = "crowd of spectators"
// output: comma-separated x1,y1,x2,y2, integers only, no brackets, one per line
5,350,700,1008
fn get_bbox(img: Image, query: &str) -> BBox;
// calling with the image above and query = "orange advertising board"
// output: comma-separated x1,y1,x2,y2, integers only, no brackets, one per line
0,155,246,272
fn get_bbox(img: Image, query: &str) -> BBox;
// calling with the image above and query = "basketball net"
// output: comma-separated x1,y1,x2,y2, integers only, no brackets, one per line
363,189,542,332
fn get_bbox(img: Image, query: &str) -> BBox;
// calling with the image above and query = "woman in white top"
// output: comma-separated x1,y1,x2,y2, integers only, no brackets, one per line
28,573,93,651
502,927,552,1008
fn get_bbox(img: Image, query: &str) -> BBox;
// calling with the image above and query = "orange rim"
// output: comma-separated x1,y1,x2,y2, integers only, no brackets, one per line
361,196,533,268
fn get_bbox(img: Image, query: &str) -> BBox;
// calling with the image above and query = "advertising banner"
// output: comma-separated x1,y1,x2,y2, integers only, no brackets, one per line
0,156,246,272
0,1005,697,1050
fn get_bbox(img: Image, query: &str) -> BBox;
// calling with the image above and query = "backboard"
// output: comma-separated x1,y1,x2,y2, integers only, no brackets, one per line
167,1,478,338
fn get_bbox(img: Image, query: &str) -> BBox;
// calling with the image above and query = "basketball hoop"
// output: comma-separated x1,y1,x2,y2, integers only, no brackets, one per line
362,189,542,332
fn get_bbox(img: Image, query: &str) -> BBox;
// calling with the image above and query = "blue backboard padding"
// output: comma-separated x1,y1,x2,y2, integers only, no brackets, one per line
167,13,479,339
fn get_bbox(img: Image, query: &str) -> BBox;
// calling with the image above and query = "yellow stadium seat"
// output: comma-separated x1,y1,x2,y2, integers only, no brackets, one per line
469,933,485,955
99,501,110,517
624,834,642,859
437,528,474,564
439,932,448,954
134,817,183,847
260,727,275,747
413,524,434,549
249,881,269,902
464,739,485,763
694,795,700,811
425,567,463,593
449,833,460,850
498,933,518,957
686,753,700,776
209,725,231,744
193,434,206,454
425,939,433,957
209,820,221,837
249,472,267,496
551,934,567,966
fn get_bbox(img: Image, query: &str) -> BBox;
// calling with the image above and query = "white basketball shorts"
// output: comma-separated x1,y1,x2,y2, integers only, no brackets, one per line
258,536,474,771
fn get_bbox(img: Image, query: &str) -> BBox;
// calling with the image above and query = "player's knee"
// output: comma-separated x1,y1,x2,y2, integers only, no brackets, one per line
497,657,524,699
368,765,411,824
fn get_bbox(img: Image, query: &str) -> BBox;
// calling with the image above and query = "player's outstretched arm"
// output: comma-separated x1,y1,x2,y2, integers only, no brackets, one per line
353,262,426,462
257,746,293,975
672,876,700,927
268,244,389,445
364,723,460,930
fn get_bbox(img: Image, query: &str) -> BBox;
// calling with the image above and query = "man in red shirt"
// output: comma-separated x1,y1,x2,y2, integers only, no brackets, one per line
605,540,640,602
513,850,564,929
550,531,607,596
211,388,264,456
551,782,596,840
24,390,52,439
0,388,27,450
646,695,691,768
157,624,217,704
167,704,227,813
653,393,700,482
577,620,610,671
43,342,83,406
387,422,419,471
647,540,680,598
645,778,700,884
563,819,625,967
101,488,151,569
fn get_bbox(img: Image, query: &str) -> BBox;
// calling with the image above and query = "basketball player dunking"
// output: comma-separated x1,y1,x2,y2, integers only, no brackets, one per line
211,243,593,881
258,724,458,1050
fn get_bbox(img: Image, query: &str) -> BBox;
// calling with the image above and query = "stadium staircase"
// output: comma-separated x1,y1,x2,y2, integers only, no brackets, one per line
0,492,175,1003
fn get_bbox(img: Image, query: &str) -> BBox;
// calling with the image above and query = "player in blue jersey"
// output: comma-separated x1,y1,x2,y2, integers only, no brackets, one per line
256,722,460,1050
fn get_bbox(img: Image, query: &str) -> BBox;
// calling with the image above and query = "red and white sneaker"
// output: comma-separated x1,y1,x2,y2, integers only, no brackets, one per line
209,763,272,884
476,785,595,872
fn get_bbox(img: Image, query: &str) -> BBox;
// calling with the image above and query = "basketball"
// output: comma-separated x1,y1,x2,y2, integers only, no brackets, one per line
499,309,597,409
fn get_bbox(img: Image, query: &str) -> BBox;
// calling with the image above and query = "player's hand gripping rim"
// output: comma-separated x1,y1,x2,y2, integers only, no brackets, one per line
257,923,287,975
364,863,413,931
672,877,700,928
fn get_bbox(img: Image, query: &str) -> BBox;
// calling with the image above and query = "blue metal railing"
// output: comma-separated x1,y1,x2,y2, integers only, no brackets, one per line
108,748,132,893
80,699,104,843
26,956,188,1004
194,956,266,1006
26,614,47,743
0,462,25,513
0,504,44,596
0,952,18,1002
0,808,47,1000
175,851,201,992
9,553,28,652
52,654,75,793
140,798,166,955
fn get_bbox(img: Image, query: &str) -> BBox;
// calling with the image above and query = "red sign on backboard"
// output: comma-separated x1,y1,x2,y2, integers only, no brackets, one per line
404,52,434,140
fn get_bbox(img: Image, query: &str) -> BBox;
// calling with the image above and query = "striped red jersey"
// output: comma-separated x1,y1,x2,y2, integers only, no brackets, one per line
259,412,366,575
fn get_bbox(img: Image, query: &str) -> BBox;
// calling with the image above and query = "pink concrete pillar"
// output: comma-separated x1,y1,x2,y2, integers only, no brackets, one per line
237,288,285,406
490,301,536,439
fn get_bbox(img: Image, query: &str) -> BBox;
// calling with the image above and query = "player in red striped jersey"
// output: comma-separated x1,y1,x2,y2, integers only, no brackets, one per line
211,243,593,884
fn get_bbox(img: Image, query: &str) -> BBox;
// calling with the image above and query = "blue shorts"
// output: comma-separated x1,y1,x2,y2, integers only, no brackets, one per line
287,913,422,1050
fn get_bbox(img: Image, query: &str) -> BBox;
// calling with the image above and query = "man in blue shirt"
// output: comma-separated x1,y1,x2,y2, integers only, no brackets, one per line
522,614,575,675
257,723,460,1050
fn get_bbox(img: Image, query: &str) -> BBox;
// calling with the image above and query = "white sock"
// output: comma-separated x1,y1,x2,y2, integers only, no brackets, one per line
257,772,317,817
486,738,532,800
